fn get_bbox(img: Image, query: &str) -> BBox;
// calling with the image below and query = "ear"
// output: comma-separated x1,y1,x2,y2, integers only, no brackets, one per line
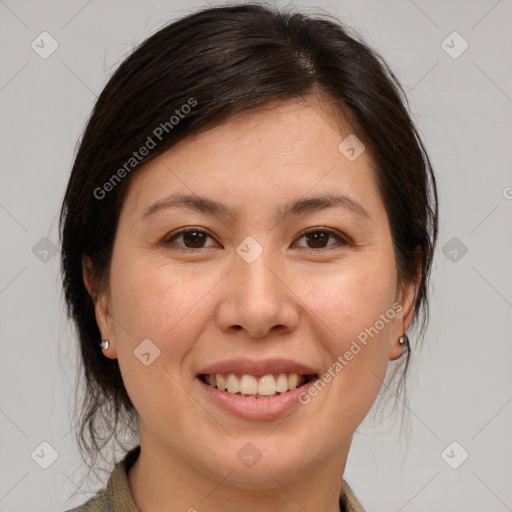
389,248,422,361
82,254,118,359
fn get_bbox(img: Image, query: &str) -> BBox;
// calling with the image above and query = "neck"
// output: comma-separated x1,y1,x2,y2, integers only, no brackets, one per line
128,434,350,512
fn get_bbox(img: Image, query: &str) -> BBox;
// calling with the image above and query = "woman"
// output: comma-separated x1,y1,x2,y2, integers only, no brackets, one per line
60,3,438,511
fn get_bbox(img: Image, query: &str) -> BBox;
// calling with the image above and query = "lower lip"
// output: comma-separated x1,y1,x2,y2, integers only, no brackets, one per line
196,376,318,421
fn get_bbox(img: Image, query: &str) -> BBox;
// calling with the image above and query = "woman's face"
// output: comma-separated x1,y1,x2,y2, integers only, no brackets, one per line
92,98,416,487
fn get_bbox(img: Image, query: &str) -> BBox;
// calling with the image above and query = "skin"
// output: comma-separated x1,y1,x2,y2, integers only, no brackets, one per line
84,97,418,512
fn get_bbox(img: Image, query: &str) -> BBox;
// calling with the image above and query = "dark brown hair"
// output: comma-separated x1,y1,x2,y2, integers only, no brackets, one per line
59,2,438,475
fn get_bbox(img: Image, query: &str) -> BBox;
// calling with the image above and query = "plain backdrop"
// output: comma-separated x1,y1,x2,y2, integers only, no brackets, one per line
1,1,511,511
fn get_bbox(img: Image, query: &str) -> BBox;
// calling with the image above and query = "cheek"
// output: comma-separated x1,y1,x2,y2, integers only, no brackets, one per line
109,253,223,358
108,256,214,425
299,256,397,341
281,260,399,439
296,254,397,396
300,267,397,423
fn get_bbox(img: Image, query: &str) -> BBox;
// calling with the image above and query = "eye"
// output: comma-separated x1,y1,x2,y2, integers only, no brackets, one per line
162,226,348,251
162,227,218,250
294,227,348,250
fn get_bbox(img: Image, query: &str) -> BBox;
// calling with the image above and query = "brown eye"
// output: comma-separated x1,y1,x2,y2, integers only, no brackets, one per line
295,228,346,250
163,226,347,251
163,227,217,249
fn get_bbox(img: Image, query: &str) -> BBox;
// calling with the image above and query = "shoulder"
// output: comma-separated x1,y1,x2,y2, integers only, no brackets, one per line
62,490,110,512
62,445,140,512
340,479,366,512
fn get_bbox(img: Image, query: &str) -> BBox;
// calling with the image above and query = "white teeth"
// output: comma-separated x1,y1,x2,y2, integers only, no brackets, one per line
288,373,299,390
203,372,310,396
226,374,240,393
257,374,276,395
240,375,258,395
216,374,227,391
276,374,288,392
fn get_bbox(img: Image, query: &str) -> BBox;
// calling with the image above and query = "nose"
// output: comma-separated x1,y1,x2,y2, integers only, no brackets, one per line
216,247,300,339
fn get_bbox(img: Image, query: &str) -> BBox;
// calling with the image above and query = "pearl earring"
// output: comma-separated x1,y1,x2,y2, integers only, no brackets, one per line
100,339,110,351
399,333,409,347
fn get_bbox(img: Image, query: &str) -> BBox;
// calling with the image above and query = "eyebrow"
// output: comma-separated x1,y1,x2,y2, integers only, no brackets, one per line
141,192,369,221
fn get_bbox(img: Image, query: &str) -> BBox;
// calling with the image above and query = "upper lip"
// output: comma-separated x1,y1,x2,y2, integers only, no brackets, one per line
197,358,318,377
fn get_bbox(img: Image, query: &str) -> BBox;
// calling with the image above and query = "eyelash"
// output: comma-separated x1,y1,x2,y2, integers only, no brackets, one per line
162,226,349,252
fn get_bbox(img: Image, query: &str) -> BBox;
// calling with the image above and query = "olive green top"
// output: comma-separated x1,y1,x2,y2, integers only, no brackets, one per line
64,445,365,512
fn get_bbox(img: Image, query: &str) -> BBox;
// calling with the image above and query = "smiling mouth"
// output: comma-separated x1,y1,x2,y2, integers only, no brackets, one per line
198,372,318,399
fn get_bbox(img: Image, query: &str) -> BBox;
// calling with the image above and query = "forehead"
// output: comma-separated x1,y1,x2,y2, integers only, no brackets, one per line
120,98,381,221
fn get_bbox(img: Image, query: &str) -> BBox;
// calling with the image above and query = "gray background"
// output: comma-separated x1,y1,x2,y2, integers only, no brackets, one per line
1,0,511,511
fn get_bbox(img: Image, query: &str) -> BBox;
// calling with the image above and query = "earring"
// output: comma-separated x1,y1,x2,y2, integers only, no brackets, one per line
399,333,409,349
100,339,110,351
